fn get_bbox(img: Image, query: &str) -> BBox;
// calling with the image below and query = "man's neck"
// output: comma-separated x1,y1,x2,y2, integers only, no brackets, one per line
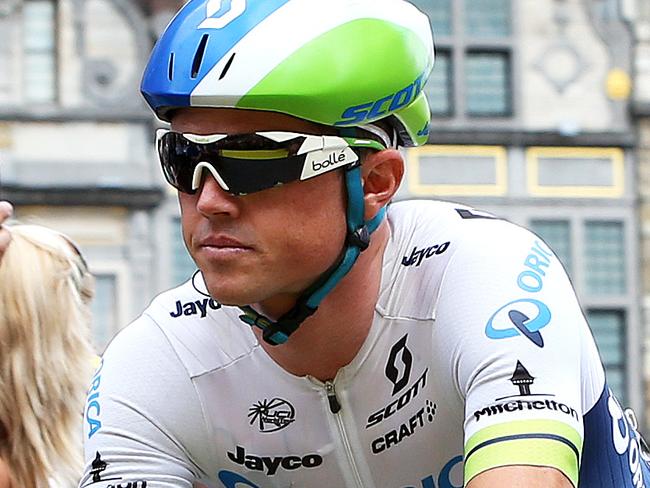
253,223,390,382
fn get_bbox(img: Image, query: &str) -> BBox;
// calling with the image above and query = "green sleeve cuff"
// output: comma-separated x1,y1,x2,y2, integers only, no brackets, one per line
464,419,583,487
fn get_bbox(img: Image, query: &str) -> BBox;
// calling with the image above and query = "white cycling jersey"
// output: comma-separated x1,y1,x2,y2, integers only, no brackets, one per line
79,200,650,488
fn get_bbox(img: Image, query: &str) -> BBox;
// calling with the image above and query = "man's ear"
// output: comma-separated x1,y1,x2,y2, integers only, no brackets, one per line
360,149,404,220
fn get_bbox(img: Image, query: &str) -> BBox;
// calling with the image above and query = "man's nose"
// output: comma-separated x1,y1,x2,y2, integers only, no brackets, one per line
194,167,241,218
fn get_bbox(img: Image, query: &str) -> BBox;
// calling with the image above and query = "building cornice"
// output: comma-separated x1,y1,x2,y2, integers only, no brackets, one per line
1,186,165,209
427,129,636,148
0,107,153,124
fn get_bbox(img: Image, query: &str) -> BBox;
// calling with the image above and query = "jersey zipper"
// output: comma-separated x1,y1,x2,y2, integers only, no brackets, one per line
325,381,341,413
324,380,366,488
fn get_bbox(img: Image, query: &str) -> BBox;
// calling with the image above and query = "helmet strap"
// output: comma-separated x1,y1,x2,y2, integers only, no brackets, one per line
238,165,386,345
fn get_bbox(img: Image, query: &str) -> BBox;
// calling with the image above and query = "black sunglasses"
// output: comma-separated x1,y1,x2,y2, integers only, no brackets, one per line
156,129,387,196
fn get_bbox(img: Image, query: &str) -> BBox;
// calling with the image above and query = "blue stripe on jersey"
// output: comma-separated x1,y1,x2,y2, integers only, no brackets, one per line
141,0,291,111
579,385,650,487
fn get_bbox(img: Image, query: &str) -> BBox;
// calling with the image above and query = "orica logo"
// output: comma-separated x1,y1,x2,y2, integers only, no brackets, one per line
485,240,554,347
199,0,247,29
217,471,259,488
402,455,463,488
485,299,551,348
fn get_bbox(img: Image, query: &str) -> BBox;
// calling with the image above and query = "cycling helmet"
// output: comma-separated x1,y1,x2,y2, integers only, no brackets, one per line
142,0,434,146
141,0,435,345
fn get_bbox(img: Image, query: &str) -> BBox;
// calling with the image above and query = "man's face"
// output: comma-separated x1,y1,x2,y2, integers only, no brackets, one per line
171,108,348,308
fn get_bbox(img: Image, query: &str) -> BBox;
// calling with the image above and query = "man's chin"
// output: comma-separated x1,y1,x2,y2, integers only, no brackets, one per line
203,282,260,308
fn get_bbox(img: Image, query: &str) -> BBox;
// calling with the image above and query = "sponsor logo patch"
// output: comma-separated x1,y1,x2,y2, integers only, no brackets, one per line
485,299,551,347
170,298,221,318
248,398,296,433
336,73,426,126
371,400,437,454
199,0,247,29
473,362,578,423
85,359,104,439
402,455,463,488
301,147,358,180
401,242,450,267
227,445,323,476
485,240,554,347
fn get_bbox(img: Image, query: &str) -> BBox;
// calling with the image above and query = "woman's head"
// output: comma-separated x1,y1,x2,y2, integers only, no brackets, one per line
0,224,96,487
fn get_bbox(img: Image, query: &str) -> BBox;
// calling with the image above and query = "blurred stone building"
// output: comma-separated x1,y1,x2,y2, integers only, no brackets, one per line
403,0,643,420
636,0,650,421
0,0,649,424
0,0,187,353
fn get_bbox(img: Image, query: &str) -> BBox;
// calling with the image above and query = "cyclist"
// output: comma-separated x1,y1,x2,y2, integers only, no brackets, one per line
79,1,650,487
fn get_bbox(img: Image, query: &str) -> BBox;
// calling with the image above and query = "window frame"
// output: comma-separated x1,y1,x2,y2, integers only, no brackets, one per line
88,260,130,353
418,0,519,124
21,0,59,105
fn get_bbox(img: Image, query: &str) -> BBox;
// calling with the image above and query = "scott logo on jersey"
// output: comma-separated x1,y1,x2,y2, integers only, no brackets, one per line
367,334,437,455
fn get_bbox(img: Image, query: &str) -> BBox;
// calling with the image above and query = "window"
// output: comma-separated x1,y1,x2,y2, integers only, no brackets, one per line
594,0,624,21
526,147,625,198
411,0,513,118
90,273,118,353
585,221,626,295
465,0,511,37
424,49,452,116
23,0,57,103
466,51,511,116
585,310,626,404
171,217,196,286
529,220,572,273
421,0,451,36
405,144,507,196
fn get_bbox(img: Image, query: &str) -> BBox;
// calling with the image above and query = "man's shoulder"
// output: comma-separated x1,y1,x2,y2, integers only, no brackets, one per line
387,199,532,254
106,279,259,378
379,200,548,319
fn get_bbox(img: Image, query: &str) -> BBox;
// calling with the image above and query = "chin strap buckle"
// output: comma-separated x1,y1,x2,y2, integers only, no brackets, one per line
347,226,370,251
239,301,317,346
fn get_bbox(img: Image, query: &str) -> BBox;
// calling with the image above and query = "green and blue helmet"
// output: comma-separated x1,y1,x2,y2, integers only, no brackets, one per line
141,0,435,345
141,0,434,147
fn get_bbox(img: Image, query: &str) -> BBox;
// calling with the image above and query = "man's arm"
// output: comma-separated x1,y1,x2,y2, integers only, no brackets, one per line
79,317,207,487
431,216,589,486
467,466,573,488
0,201,13,261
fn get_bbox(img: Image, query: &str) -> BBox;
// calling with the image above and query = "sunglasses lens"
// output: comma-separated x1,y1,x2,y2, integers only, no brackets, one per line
158,133,198,194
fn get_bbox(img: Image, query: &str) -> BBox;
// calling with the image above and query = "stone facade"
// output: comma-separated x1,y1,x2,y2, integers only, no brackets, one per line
0,0,165,351
634,0,650,422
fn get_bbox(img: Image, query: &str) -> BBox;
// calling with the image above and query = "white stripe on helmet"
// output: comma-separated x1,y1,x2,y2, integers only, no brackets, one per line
190,0,433,108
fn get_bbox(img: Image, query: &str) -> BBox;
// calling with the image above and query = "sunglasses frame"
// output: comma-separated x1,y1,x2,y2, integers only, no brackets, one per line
155,129,387,196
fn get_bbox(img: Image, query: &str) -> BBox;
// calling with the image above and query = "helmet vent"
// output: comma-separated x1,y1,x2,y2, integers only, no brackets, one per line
191,34,210,79
219,53,237,80
168,52,175,81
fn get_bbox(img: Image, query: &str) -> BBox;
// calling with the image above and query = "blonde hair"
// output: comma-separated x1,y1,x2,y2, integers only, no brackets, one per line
0,225,96,488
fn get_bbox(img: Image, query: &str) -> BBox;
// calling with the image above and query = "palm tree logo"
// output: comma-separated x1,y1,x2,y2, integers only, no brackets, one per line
248,398,296,433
